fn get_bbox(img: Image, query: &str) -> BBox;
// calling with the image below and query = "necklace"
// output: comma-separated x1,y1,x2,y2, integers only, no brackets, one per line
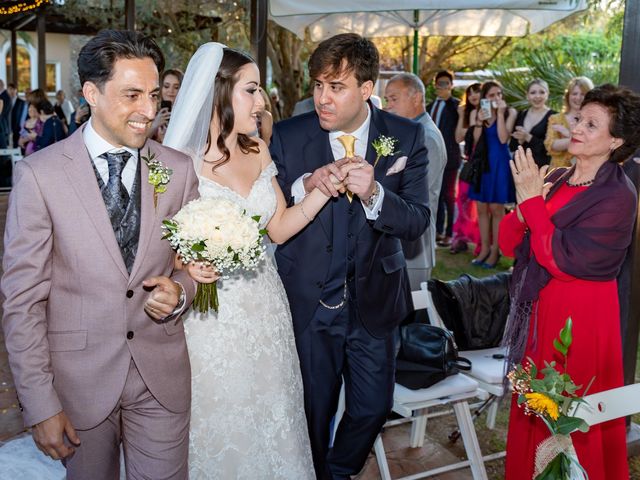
566,178,594,187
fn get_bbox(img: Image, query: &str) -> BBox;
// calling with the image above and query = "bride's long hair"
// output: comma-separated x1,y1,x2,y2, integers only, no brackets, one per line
206,48,260,169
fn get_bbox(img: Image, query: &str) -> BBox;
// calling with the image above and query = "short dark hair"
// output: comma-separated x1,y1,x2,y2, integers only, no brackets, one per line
207,48,259,169
77,30,165,89
308,33,379,85
434,70,454,83
7,83,16,90
34,99,54,115
26,88,47,105
582,84,640,163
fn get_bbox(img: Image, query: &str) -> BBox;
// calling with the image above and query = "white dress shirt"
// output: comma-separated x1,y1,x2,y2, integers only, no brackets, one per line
291,104,384,219
83,119,139,192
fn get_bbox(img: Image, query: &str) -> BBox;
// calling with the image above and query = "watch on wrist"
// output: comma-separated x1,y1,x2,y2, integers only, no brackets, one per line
364,182,380,208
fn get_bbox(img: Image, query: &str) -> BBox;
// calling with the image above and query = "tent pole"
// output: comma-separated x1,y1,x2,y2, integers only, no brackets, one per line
412,10,419,74
251,0,268,87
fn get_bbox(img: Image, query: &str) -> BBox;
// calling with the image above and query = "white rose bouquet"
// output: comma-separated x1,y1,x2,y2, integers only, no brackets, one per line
162,197,267,313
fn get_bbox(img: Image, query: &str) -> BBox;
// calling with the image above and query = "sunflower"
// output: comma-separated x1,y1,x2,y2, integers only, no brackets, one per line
525,392,560,421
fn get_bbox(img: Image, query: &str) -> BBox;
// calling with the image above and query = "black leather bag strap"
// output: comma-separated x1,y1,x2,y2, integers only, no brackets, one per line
449,356,472,371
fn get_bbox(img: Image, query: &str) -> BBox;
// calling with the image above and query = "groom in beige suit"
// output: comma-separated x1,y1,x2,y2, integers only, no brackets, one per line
1,31,198,479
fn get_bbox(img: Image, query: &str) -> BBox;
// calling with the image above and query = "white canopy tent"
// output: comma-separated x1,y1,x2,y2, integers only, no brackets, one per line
269,0,587,72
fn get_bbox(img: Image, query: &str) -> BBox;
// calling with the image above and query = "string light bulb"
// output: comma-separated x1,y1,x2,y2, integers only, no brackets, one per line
0,0,49,16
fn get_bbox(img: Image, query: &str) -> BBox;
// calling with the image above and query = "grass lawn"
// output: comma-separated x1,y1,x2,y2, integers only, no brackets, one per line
431,246,640,479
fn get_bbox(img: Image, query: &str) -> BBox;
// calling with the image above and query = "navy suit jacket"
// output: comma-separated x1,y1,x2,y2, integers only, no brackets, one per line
270,105,430,338
426,96,460,170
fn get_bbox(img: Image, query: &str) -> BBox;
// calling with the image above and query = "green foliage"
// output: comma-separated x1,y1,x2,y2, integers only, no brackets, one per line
491,32,620,111
535,453,572,480
553,316,573,357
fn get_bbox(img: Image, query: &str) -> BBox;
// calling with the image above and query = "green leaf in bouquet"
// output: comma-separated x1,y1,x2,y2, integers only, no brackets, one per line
556,415,589,435
251,215,261,223
559,317,573,349
564,382,579,396
191,243,205,252
259,228,268,236
553,338,568,356
517,394,528,406
535,453,564,480
530,378,547,391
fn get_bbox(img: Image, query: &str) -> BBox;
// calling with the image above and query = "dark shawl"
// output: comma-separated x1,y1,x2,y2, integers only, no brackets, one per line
504,160,638,367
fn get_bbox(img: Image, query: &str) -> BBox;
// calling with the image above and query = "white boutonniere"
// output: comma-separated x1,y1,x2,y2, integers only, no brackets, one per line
142,148,172,208
371,135,399,167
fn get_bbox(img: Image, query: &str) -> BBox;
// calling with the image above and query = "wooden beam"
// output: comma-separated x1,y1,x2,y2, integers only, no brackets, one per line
250,0,268,87
125,0,136,31
10,29,17,86
37,12,46,90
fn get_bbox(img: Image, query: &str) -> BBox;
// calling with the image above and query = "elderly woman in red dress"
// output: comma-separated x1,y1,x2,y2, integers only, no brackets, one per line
500,84,640,480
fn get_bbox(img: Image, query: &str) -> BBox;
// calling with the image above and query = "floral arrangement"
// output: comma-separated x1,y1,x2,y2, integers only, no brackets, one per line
508,318,593,480
142,149,172,208
371,135,399,167
162,197,267,312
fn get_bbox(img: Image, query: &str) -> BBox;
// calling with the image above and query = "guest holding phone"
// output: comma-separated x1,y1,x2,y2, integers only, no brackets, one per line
149,68,183,141
467,80,517,268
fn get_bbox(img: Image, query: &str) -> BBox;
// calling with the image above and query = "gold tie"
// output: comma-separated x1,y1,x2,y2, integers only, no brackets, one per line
338,134,356,202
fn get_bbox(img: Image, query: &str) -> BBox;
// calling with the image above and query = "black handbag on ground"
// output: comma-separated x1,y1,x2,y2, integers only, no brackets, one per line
396,315,472,390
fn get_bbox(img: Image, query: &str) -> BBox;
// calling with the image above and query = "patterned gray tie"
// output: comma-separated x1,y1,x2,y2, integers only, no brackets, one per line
101,151,131,230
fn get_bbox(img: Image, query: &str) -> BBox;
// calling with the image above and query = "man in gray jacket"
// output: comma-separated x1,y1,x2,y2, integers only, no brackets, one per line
385,72,447,286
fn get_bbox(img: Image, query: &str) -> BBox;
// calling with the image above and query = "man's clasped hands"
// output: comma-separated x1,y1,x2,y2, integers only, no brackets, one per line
303,155,377,201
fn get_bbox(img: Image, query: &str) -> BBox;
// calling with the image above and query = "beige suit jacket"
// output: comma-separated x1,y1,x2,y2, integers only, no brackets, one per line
1,127,199,429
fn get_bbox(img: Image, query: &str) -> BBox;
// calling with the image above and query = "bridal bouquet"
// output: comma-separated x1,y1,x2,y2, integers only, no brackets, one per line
508,318,592,480
162,197,267,313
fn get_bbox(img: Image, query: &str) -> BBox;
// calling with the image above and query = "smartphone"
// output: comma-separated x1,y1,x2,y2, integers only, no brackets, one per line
480,98,491,118
160,100,172,111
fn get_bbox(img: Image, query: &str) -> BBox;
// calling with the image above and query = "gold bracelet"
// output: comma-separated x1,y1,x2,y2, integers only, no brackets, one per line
299,202,314,222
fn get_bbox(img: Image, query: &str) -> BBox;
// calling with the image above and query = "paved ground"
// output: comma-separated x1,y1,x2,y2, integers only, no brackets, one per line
0,191,488,478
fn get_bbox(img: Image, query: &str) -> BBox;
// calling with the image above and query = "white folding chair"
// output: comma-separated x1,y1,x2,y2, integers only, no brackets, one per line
372,289,489,480
572,382,640,426
421,281,507,430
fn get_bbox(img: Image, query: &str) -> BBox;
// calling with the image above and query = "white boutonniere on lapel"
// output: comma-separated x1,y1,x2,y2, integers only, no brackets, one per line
371,135,399,167
142,148,172,208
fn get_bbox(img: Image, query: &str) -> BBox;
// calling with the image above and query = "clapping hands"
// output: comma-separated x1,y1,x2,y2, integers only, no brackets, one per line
510,146,549,205
511,126,532,144
551,123,571,138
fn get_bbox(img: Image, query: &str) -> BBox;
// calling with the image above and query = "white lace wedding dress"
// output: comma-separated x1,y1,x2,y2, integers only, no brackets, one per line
184,162,314,479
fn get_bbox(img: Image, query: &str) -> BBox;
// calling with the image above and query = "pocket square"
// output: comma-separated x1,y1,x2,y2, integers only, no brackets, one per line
386,156,408,176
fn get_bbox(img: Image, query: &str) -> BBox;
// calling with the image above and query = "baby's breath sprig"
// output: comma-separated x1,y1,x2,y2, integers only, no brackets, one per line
143,148,173,208
371,135,399,167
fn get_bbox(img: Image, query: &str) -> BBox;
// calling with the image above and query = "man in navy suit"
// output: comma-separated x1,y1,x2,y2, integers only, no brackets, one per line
270,33,429,480
426,70,460,247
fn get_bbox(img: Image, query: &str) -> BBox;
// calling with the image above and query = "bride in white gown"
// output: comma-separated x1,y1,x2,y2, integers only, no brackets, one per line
163,44,358,479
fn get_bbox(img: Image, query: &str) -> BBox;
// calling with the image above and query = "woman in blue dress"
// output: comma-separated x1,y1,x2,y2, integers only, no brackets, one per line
468,80,517,268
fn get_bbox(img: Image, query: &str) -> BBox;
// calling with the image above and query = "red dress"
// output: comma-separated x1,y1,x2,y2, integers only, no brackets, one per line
500,185,629,480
